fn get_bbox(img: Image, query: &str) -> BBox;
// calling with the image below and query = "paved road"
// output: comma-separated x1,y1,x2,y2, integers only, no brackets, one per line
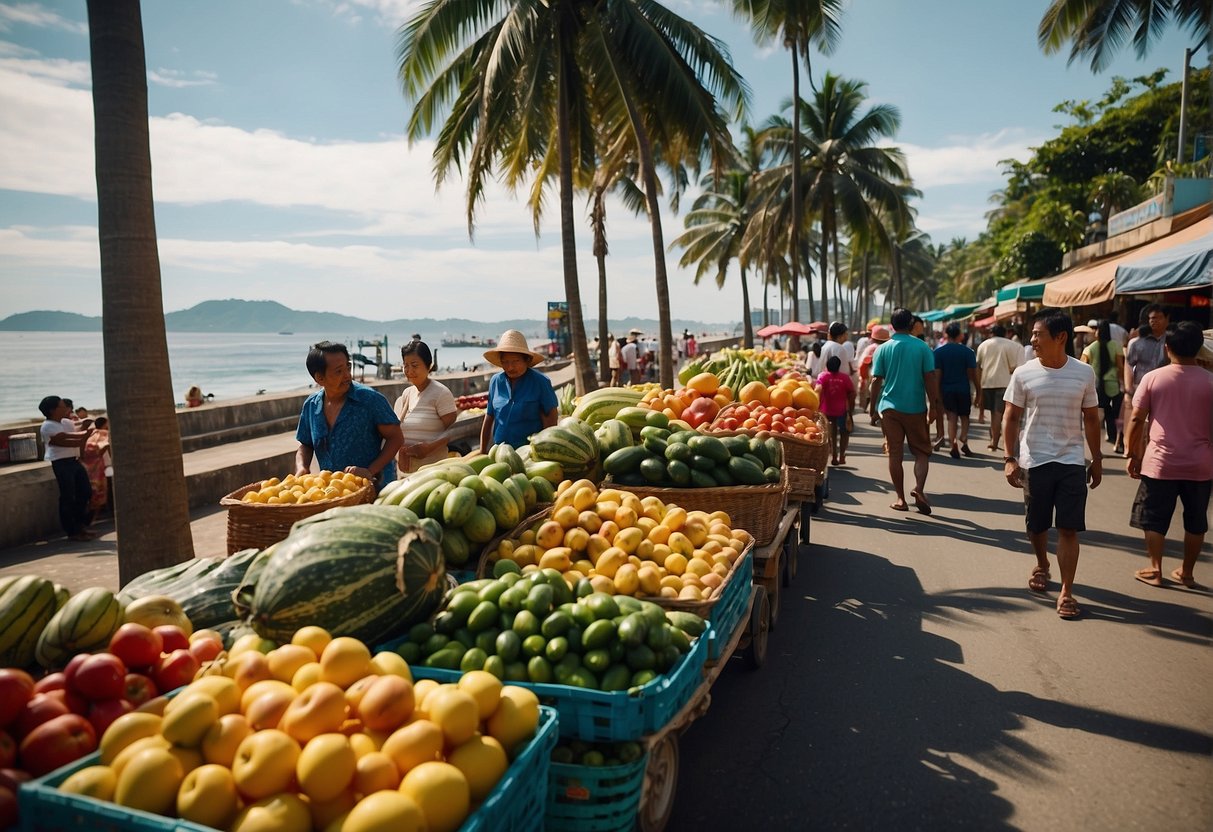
671,420,1212,831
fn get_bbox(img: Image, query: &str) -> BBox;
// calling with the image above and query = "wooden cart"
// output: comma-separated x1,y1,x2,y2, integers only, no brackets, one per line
635,503,804,831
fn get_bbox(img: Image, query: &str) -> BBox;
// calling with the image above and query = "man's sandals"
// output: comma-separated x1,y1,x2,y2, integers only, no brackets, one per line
1056,596,1081,620
1028,567,1050,593
1134,568,1164,588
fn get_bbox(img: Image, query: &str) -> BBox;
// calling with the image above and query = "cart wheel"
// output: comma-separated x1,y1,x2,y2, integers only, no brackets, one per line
743,586,770,669
767,575,781,631
639,733,681,832
783,533,798,586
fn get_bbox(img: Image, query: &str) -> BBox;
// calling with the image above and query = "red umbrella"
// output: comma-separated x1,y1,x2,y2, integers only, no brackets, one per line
773,321,814,336
808,321,829,334
755,324,783,338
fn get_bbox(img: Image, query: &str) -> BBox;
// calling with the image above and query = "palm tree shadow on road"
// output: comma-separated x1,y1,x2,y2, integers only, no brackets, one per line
671,547,1212,830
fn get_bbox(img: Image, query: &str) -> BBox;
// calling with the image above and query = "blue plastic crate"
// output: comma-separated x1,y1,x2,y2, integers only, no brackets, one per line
705,548,753,661
546,752,648,832
19,706,559,832
410,627,710,742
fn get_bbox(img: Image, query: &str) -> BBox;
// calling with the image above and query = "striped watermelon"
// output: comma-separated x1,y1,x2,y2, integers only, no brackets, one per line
35,587,125,669
0,576,59,668
570,387,644,426
530,424,597,468
249,513,444,646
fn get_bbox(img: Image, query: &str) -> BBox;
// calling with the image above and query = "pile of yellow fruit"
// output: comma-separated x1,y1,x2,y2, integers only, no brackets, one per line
489,480,753,602
57,627,541,832
241,471,369,505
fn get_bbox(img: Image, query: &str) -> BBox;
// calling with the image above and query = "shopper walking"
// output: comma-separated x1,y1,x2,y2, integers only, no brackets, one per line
1080,319,1126,454
607,335,622,387
1002,310,1102,620
1124,321,1213,589
38,395,96,541
869,308,941,514
816,355,856,466
934,323,978,459
974,324,1023,452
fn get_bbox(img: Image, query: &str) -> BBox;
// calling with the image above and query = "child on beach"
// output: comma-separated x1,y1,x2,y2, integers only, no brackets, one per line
816,355,856,466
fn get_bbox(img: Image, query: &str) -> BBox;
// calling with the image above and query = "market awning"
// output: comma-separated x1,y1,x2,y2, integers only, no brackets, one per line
1115,218,1213,294
920,309,949,322
996,278,1051,303
944,302,982,318
972,315,998,328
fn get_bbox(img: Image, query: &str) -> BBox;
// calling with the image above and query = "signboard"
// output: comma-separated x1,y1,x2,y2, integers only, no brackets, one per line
1108,192,1167,237
546,302,571,359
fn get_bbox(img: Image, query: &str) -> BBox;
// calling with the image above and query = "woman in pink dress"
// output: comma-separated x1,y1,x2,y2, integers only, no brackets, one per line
80,416,111,519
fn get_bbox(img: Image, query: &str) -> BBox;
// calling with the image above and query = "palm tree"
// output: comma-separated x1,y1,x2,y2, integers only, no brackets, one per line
399,0,746,391
1088,170,1141,219
1038,0,1209,72
733,0,843,344
87,0,194,583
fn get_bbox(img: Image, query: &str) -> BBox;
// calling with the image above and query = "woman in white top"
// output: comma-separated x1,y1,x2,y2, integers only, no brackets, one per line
394,341,458,474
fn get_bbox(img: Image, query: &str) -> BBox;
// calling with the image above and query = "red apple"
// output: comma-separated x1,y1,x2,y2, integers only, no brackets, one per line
87,698,133,736
42,688,88,717
0,669,35,729
33,672,67,695
154,649,199,693
73,654,127,701
123,674,158,707
18,713,96,777
108,623,163,669
153,626,190,654
13,694,70,739
62,653,90,693
0,768,30,793
0,731,14,769
188,637,222,664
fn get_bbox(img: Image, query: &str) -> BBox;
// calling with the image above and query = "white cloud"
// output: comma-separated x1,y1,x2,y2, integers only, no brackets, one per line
0,3,86,35
901,129,1039,189
148,67,218,88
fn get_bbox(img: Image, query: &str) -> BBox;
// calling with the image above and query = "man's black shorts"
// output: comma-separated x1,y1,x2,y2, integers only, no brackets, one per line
941,390,971,417
1129,476,1212,535
1022,462,1087,533
982,387,1006,413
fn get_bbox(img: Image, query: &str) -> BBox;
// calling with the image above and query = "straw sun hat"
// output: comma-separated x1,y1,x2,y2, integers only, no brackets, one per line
484,330,546,368
871,325,891,342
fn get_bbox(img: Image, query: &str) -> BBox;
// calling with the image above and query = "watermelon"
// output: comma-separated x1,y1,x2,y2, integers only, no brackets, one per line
530,425,597,468
248,514,444,646
570,387,644,426
118,548,264,631
35,587,124,669
0,576,58,668
595,419,634,457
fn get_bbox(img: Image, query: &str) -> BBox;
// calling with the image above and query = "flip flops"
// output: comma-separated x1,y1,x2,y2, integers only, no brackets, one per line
1170,568,1197,589
1029,567,1050,593
1134,568,1164,588
1056,596,1081,619
910,490,932,515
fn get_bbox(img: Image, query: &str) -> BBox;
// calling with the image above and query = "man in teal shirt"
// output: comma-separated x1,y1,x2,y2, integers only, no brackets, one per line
869,308,942,513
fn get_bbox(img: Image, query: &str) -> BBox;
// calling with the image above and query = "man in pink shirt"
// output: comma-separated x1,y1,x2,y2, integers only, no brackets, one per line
1125,321,1213,589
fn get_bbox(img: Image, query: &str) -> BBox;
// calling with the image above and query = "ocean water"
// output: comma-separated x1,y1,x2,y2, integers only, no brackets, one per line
0,331,507,424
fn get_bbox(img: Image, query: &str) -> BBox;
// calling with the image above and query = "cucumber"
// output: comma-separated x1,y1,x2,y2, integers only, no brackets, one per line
688,435,730,464
639,456,668,484
603,446,652,476
666,459,691,485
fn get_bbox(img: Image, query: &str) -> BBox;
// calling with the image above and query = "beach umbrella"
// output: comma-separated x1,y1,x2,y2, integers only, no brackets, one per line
771,321,814,336
808,321,829,334
755,324,783,338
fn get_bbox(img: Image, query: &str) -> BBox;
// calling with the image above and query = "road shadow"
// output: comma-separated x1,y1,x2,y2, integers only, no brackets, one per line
671,546,1213,830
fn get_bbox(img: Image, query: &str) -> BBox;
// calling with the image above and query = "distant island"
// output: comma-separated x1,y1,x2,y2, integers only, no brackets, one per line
0,299,736,338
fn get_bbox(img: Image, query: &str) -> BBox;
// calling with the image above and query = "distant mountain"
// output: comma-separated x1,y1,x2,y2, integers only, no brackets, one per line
0,311,102,331
0,299,736,336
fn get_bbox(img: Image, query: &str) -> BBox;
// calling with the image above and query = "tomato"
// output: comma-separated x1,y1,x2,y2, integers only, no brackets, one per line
154,649,199,693
123,673,158,707
0,730,14,769
18,713,97,777
189,637,222,665
720,418,739,431
42,688,88,717
62,653,90,693
13,694,70,739
0,669,35,729
153,626,190,654
73,654,127,702
742,418,758,429
733,405,750,419
32,673,67,696
108,623,163,669
682,397,720,428
87,698,134,736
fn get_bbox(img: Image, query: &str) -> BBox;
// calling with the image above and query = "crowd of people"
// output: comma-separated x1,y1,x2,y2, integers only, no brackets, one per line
36,397,110,541
803,304,1210,620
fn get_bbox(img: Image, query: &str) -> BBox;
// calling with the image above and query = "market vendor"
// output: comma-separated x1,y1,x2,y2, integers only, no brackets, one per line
479,330,558,452
295,340,403,491
394,340,458,474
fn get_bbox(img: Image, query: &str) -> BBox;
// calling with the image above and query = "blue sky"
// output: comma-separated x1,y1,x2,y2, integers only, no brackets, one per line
0,0,1199,323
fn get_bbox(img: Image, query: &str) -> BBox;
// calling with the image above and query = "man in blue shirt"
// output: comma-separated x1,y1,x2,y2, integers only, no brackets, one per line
479,330,559,451
934,323,979,459
295,341,403,492
869,308,942,514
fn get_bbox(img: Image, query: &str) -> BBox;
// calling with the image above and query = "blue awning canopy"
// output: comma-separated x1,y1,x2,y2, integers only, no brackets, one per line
919,309,948,321
996,279,1051,303
1115,227,1213,294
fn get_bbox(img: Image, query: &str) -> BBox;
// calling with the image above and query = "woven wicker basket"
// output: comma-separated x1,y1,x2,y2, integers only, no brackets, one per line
602,467,788,546
787,466,821,503
220,480,374,554
709,405,831,470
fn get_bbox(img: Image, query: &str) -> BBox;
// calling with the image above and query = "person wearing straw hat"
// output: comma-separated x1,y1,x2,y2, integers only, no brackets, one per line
479,330,559,452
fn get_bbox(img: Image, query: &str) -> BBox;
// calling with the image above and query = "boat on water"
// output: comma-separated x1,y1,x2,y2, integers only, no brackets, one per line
278,331,293,335
440,334,496,348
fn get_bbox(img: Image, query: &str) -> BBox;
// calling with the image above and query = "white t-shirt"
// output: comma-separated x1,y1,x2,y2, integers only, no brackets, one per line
40,419,77,461
818,340,856,375
621,342,638,370
1004,357,1098,469
608,341,622,369
393,381,457,470
975,336,1024,388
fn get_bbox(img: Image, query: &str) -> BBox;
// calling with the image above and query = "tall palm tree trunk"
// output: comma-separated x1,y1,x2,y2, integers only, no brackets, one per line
861,251,870,324
832,234,843,320
762,273,770,328
819,234,830,323
592,187,610,384
87,0,194,583
739,265,753,348
788,46,803,350
555,42,596,395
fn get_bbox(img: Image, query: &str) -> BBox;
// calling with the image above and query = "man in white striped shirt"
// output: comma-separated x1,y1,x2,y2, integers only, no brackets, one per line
1002,309,1102,620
